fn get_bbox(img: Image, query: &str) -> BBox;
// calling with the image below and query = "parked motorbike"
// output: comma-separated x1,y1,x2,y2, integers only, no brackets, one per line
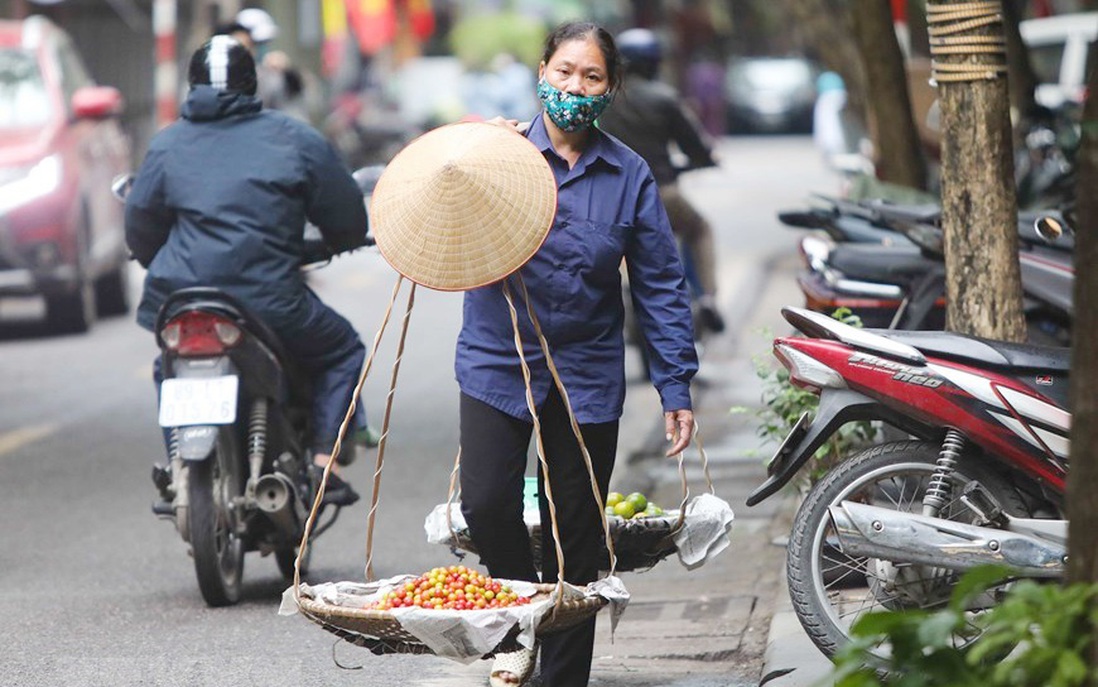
1014,104,1079,211
746,306,1069,661
113,168,380,607
782,197,1075,345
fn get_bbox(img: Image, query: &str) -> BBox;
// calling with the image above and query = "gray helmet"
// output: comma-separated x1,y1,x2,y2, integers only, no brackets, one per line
617,28,662,64
188,35,257,95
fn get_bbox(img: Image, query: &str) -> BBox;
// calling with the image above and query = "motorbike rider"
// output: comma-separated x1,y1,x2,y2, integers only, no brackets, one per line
125,36,368,507
598,27,726,334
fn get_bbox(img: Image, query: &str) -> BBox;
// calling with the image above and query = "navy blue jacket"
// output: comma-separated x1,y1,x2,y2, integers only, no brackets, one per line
456,115,697,423
125,85,367,331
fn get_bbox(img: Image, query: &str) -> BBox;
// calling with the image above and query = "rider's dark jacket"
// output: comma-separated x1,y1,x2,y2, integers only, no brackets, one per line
124,85,367,332
598,74,715,186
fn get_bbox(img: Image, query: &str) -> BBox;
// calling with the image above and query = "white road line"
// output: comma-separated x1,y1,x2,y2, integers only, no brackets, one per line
0,423,58,457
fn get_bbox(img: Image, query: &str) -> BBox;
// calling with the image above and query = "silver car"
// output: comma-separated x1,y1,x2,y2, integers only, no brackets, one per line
724,56,818,134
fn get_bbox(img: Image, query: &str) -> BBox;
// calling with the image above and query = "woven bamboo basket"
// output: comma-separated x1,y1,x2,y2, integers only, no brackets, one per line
296,582,607,657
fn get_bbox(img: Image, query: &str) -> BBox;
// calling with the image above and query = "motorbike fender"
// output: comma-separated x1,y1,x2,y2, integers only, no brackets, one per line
178,425,220,461
745,387,880,507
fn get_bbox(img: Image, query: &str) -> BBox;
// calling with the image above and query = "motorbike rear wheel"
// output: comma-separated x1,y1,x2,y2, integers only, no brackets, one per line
787,440,1029,663
188,428,246,607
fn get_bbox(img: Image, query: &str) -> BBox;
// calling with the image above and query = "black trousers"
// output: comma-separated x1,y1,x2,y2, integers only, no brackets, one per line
459,390,618,687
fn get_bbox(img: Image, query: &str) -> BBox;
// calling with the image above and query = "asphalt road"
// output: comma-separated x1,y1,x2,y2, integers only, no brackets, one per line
0,134,832,686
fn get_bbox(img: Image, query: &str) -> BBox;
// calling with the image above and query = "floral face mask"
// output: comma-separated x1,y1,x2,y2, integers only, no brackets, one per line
536,79,612,132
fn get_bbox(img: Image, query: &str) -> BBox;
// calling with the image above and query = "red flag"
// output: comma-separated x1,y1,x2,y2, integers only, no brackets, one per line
404,0,435,41
347,0,397,55
890,0,906,23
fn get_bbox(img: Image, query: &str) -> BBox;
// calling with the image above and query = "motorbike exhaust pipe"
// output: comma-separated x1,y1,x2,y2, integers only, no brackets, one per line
828,501,1066,578
254,472,301,538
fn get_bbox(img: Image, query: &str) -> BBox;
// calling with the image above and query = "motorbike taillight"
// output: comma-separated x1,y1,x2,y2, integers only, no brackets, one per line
773,342,847,391
161,311,243,355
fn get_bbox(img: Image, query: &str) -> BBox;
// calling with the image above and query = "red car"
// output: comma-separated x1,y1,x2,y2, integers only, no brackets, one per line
0,16,131,333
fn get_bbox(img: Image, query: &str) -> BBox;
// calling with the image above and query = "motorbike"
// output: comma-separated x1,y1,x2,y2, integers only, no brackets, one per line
150,286,339,607
745,305,1069,662
113,168,380,607
782,197,1075,345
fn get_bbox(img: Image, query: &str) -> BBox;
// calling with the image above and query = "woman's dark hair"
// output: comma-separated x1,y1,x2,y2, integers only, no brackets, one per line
541,21,623,90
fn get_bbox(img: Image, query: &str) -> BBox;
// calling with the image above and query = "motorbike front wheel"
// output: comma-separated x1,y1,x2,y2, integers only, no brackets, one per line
787,440,1029,663
188,428,246,607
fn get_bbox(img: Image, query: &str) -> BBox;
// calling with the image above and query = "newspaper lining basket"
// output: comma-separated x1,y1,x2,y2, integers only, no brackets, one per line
296,583,607,657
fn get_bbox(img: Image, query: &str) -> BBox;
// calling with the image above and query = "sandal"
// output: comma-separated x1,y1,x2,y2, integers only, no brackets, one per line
489,645,537,687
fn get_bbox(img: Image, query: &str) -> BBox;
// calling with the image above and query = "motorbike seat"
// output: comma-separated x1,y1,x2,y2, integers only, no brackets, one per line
882,329,1071,372
828,243,941,287
865,201,941,226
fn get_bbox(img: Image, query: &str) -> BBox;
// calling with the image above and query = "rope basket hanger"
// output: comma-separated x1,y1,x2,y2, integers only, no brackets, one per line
286,122,621,658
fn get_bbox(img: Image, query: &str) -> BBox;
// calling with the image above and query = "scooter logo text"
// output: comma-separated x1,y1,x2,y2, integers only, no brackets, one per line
848,352,943,388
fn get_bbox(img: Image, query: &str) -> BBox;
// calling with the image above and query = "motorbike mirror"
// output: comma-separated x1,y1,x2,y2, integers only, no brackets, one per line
1034,216,1064,242
111,173,134,202
352,164,386,196
898,221,944,256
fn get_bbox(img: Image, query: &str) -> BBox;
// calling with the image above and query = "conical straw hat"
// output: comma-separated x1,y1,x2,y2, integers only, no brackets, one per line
370,122,558,292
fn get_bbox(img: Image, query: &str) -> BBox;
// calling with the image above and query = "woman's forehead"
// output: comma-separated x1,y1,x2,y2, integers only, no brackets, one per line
547,36,606,69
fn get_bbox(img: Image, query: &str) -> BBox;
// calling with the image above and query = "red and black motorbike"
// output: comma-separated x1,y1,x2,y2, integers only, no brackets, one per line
746,306,1069,661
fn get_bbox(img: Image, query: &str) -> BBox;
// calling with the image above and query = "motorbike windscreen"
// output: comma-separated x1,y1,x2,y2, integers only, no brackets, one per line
0,49,53,130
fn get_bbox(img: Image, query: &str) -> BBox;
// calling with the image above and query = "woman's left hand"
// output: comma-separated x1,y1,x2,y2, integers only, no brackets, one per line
484,116,530,134
664,409,694,457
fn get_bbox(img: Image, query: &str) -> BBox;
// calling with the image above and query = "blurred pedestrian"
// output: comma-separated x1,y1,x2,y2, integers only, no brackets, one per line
598,27,726,334
685,48,727,137
812,71,851,166
457,21,698,687
217,8,310,122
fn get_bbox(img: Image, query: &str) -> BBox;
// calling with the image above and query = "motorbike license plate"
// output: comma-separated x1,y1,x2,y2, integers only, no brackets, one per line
158,376,239,427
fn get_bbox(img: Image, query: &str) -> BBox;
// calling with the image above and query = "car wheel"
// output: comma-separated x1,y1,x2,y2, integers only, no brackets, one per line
95,262,130,317
46,278,96,334
46,211,96,334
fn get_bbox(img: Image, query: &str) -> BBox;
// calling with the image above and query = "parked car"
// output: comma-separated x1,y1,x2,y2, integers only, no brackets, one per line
0,16,132,333
1020,11,1098,110
724,56,818,134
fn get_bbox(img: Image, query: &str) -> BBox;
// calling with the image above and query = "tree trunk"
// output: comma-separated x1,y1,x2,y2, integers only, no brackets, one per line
1001,0,1039,120
1067,8,1098,682
929,0,1026,341
784,0,868,134
852,0,927,190
906,0,930,57
1067,0,1098,618
1067,78,1098,577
